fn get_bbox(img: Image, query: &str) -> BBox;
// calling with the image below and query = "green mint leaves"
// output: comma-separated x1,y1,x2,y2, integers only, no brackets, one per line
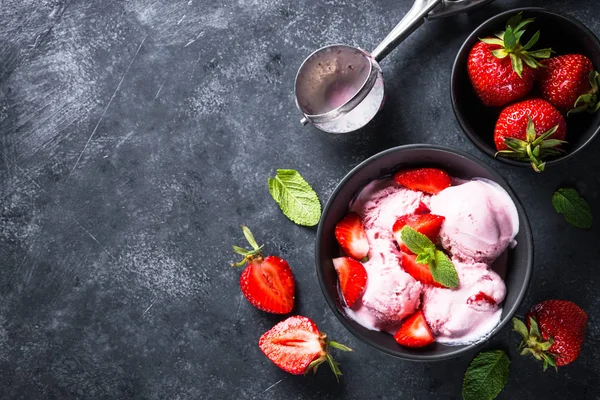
463,350,510,400
400,226,458,288
268,169,321,227
552,188,593,229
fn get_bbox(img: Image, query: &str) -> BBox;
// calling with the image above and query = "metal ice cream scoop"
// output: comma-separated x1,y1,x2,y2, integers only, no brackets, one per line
294,0,494,133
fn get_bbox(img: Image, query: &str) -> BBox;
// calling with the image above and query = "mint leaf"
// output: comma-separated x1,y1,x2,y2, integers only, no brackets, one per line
431,250,459,288
463,350,510,400
552,188,592,229
401,227,458,288
268,169,321,226
400,226,435,254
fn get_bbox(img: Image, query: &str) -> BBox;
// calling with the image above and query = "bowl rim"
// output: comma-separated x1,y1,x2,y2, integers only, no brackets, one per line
314,144,534,361
450,7,600,169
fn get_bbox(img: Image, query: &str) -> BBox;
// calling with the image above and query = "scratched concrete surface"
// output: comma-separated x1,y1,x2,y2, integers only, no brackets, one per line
0,0,599,399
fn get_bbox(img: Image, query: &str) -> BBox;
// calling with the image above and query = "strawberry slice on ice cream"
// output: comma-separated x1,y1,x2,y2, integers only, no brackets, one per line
335,212,369,260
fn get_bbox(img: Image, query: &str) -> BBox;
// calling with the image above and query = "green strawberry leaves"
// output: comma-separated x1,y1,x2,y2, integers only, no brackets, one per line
268,169,321,227
552,188,593,229
481,12,553,78
463,350,511,400
400,226,458,288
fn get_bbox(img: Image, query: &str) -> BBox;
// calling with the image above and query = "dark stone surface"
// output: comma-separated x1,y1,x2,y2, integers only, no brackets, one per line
0,0,599,398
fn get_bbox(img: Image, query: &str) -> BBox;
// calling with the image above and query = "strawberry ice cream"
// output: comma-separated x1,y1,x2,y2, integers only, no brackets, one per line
339,174,519,345
429,179,519,263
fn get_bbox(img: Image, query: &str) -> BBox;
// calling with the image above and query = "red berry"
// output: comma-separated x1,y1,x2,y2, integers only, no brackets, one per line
393,168,451,195
259,316,352,379
468,41,537,107
240,256,295,314
335,213,369,260
394,310,435,348
524,300,587,368
332,257,368,307
467,14,552,107
400,252,442,287
538,54,598,114
494,98,567,172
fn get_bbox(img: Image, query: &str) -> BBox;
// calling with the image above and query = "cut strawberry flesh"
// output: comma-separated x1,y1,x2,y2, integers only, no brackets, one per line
240,256,295,314
400,253,442,287
259,316,322,375
393,168,452,194
335,212,369,260
333,257,368,307
392,213,445,254
467,291,496,306
394,310,435,348
414,201,430,215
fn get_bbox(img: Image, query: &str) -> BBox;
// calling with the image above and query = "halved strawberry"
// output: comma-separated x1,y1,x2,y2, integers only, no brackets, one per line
394,310,435,348
393,168,452,194
335,212,369,260
233,226,295,314
259,316,353,380
333,257,368,307
400,253,441,287
392,214,445,253
240,256,295,314
414,201,430,215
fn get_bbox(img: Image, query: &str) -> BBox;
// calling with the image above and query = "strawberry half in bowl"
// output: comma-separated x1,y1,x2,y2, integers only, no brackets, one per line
451,8,600,172
315,145,533,361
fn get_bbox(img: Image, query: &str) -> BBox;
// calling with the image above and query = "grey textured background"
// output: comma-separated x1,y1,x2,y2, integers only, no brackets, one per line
1,0,599,399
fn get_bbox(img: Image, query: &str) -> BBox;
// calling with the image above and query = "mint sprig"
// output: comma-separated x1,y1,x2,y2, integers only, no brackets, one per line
268,169,321,227
463,350,510,400
400,226,458,288
552,188,593,229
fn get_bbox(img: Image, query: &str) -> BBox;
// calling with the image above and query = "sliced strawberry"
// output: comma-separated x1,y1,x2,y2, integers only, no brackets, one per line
467,291,497,306
393,168,452,194
259,316,353,379
400,253,442,287
240,256,295,314
333,257,368,307
414,201,430,215
394,310,435,348
392,214,445,253
335,212,369,260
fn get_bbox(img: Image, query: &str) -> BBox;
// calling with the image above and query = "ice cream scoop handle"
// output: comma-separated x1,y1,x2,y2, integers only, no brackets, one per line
371,0,443,62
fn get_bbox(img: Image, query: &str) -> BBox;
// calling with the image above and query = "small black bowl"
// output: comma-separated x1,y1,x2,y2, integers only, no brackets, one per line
451,7,600,169
315,145,533,361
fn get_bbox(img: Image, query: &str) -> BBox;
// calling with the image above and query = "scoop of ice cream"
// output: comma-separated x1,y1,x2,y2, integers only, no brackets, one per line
350,178,428,234
422,259,506,343
429,179,519,263
344,236,422,330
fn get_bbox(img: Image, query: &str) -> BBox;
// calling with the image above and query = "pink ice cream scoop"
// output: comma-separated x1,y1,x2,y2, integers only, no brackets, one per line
344,179,426,329
422,259,506,343
429,179,519,263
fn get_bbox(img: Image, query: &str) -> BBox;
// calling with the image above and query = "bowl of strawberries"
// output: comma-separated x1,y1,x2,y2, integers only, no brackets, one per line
315,144,533,361
451,8,600,172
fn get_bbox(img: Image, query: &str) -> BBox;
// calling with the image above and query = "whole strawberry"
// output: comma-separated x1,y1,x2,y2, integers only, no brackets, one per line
494,98,567,172
513,300,587,370
259,316,352,380
467,13,552,107
538,54,600,114
232,226,295,314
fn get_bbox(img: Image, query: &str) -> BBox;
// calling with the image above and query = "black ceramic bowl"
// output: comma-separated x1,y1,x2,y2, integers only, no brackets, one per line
451,8,600,169
315,145,533,361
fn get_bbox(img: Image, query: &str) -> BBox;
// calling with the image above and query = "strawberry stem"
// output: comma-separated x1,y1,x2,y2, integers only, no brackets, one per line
481,12,553,78
513,317,559,371
495,117,566,173
231,226,264,266
568,70,600,116
304,333,353,382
